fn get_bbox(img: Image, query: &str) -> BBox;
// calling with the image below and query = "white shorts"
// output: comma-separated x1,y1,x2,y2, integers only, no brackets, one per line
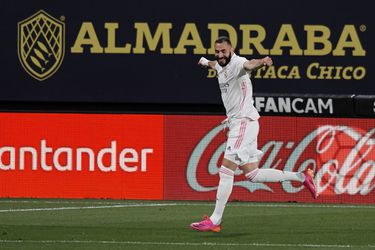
224,118,263,166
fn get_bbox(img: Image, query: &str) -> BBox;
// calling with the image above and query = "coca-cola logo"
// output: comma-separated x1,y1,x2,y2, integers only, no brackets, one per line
315,126,375,195
186,124,375,196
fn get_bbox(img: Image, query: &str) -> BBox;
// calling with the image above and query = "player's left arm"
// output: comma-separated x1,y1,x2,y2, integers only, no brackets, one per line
243,56,273,72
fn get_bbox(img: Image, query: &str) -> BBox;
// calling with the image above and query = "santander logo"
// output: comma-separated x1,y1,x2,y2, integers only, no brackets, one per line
186,123,375,196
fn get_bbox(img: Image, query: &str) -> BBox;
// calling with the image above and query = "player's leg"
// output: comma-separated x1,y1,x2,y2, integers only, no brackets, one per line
241,162,305,182
190,120,243,232
239,131,318,199
195,119,259,228
209,158,237,225
242,164,318,198
190,158,237,232
237,118,318,198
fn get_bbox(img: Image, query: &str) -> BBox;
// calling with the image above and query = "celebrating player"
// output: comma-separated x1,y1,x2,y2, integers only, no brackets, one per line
190,36,318,233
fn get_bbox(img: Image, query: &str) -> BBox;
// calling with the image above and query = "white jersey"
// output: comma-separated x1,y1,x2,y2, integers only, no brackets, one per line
214,53,260,120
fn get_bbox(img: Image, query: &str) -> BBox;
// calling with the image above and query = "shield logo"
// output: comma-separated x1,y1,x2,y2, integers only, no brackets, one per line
18,10,65,81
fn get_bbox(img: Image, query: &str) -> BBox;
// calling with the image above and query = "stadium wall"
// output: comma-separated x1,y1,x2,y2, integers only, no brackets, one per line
0,0,373,105
0,113,373,204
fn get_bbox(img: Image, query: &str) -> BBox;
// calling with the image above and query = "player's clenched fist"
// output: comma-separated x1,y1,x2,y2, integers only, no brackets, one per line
262,56,273,66
198,57,209,67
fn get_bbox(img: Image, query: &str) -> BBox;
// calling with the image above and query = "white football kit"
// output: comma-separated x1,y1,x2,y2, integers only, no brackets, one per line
191,54,316,231
214,53,262,165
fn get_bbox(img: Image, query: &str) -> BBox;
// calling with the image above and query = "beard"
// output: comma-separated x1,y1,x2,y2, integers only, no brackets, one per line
216,52,232,67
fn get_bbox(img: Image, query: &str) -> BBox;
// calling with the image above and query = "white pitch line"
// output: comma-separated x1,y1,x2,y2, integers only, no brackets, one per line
226,203,375,209
0,199,372,209
0,239,374,248
0,201,375,213
0,200,127,205
0,203,178,213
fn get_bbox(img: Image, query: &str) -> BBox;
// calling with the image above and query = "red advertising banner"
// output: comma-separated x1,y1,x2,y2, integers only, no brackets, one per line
0,113,164,199
164,115,375,204
0,113,374,204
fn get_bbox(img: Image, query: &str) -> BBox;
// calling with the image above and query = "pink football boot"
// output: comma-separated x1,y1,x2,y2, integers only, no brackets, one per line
303,168,318,199
190,216,221,232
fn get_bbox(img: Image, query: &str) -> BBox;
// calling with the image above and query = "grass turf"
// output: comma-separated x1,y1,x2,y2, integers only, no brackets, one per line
0,199,374,250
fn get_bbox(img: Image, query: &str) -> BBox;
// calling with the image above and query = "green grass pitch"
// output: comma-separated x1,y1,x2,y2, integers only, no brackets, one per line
0,199,374,250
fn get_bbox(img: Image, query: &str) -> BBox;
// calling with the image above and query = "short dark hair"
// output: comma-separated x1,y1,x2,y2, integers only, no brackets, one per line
215,36,232,46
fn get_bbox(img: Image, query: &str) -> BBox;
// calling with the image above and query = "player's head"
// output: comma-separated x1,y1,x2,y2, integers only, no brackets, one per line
214,36,234,67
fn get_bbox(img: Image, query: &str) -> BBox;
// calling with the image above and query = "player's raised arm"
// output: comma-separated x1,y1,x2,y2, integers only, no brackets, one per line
198,57,217,69
243,56,273,72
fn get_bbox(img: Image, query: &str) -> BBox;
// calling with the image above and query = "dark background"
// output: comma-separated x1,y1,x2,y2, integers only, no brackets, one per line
0,0,372,108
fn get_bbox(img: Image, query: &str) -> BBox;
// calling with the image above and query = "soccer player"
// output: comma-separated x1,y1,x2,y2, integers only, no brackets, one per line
190,36,318,233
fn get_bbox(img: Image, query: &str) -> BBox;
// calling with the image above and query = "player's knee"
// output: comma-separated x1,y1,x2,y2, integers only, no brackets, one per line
245,168,260,182
222,158,238,170
240,162,258,175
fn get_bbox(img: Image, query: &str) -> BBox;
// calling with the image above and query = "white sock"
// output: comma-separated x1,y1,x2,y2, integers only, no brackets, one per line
246,168,305,183
210,166,234,225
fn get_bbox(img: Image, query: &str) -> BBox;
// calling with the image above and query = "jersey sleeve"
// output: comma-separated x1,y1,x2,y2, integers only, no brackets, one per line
214,62,221,72
233,56,248,78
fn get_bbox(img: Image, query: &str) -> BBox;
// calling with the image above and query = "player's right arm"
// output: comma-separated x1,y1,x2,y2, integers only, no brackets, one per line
243,56,273,72
198,57,217,69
